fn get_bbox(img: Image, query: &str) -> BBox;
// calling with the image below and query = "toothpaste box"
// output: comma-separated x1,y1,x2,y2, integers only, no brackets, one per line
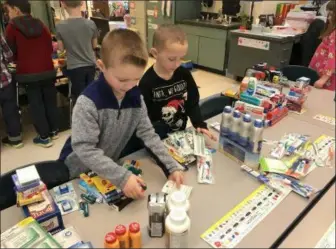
22,191,64,235
0,217,62,248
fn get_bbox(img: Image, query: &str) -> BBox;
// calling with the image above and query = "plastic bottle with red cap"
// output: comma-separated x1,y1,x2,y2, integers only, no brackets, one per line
104,232,120,248
129,222,142,248
115,224,129,249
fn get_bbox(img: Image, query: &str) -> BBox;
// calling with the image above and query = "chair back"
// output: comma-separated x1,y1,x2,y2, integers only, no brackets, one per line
199,94,233,121
282,65,320,85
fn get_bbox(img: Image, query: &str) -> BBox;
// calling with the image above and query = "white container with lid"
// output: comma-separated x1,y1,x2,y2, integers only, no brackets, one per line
165,208,190,248
167,191,190,214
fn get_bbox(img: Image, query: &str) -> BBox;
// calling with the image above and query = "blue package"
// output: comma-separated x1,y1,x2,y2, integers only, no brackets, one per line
70,242,93,248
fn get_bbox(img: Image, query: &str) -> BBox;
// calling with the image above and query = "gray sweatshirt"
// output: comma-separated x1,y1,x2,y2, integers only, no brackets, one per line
59,74,182,189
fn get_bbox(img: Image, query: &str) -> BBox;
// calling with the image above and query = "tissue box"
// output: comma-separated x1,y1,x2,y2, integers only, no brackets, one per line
22,191,64,234
218,136,261,169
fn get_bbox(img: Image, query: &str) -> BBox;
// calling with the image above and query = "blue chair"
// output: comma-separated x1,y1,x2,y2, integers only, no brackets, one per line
199,93,233,121
282,65,320,85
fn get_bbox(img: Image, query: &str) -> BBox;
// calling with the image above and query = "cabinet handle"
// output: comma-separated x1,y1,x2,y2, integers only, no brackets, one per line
280,60,287,64
282,48,290,51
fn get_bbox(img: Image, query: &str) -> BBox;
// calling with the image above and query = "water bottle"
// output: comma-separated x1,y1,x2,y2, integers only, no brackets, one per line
229,110,241,142
220,106,232,137
250,119,264,153
238,114,252,147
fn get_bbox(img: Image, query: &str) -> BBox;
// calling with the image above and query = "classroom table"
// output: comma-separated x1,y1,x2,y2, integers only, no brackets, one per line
279,184,335,248
1,111,335,248
287,88,335,131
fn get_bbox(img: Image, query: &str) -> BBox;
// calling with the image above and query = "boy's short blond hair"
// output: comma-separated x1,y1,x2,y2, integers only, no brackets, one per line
152,24,187,50
101,29,148,68
62,0,82,8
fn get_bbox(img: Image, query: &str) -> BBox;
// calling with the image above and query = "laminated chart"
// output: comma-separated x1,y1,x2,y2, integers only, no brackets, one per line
315,221,335,248
201,184,291,248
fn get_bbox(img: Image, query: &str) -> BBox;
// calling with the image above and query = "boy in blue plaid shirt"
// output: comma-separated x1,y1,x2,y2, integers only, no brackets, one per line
0,34,23,148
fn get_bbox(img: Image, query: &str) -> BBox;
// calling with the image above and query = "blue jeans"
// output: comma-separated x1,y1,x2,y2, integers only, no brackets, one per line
66,66,96,99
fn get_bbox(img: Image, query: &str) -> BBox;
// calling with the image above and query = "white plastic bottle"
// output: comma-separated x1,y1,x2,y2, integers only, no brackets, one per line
220,106,232,137
238,114,252,147
250,119,264,153
229,110,241,142
167,191,190,215
166,209,190,248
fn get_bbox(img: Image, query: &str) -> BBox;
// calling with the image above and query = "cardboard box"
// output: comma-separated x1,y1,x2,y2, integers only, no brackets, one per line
22,191,64,235
218,136,261,169
0,217,62,248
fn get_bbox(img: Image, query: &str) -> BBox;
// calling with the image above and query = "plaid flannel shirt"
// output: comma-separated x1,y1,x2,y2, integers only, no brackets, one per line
0,35,13,88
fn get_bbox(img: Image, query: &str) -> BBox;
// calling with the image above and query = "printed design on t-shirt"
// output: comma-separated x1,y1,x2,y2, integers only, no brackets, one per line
152,80,188,130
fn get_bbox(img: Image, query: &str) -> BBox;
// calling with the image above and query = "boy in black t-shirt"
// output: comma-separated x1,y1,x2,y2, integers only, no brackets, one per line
139,24,215,140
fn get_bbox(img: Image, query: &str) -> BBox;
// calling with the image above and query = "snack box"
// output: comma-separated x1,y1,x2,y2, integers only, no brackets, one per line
22,190,64,235
0,217,62,248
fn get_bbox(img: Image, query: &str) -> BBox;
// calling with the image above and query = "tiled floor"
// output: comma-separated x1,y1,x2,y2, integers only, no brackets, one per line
0,60,238,173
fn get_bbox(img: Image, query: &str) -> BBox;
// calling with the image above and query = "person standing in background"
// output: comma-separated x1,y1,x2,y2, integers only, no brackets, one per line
56,0,98,101
0,34,23,148
309,1,335,91
5,0,59,148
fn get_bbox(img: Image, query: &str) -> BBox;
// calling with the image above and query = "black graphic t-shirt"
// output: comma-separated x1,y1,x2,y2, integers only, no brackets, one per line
139,66,207,132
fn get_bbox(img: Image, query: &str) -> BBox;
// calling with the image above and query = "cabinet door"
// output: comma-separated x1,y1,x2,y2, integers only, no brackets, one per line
185,34,199,63
198,37,225,71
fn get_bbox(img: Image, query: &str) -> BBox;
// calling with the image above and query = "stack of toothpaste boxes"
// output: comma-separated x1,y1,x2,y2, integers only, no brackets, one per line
79,160,142,212
219,106,264,169
12,165,64,234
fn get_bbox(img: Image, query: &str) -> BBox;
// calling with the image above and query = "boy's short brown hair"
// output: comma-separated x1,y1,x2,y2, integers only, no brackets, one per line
101,29,148,68
152,24,187,50
62,0,82,8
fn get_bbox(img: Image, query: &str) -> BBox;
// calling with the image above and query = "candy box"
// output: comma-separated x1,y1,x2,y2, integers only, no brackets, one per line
22,191,64,235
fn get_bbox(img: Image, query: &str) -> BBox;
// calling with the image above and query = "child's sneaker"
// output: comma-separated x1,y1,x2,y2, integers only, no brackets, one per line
1,137,24,149
50,130,59,140
33,136,53,148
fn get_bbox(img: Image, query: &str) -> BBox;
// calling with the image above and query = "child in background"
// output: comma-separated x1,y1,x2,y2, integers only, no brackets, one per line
56,0,98,100
139,24,216,140
59,29,184,200
309,1,335,91
5,0,59,148
0,34,23,148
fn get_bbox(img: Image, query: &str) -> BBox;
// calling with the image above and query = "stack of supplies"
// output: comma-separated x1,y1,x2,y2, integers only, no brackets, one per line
253,133,335,198
164,130,215,184
286,77,311,114
12,166,46,207
78,165,144,212
0,217,62,248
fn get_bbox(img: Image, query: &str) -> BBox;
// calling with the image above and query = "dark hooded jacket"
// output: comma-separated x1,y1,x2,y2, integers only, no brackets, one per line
5,15,55,83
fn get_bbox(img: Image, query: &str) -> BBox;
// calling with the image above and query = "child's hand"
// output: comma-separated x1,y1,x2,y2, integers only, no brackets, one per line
168,170,184,188
314,79,326,89
197,127,217,141
122,175,146,199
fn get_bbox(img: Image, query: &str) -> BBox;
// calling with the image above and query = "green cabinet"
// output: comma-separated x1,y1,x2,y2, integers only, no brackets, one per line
198,37,225,71
185,34,199,63
179,24,228,72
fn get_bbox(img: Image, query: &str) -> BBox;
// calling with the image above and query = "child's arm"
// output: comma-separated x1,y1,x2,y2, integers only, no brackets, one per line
5,23,17,61
55,25,65,52
71,96,133,190
184,70,207,129
136,97,184,176
0,35,13,63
